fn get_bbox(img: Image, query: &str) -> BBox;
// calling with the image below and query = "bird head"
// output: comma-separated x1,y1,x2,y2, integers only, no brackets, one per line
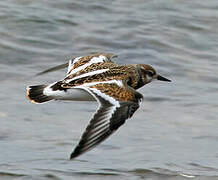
136,64,171,85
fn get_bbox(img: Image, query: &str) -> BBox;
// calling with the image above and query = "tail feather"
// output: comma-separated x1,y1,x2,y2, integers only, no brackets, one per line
26,85,53,103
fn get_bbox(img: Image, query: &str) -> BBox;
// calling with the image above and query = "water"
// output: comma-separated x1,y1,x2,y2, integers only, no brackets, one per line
0,0,218,179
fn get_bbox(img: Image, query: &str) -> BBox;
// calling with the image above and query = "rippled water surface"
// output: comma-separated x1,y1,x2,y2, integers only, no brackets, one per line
1,0,218,179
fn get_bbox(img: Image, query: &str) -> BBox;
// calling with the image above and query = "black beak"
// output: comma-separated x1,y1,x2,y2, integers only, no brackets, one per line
157,75,171,82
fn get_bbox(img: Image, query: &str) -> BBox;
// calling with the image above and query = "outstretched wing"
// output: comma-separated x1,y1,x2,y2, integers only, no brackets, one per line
36,53,117,76
70,83,143,159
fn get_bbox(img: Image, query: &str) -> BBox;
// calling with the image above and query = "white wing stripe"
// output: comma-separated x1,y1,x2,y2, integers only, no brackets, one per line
73,56,82,64
67,59,73,74
67,56,82,74
68,56,108,75
75,80,123,88
89,88,120,107
66,69,109,83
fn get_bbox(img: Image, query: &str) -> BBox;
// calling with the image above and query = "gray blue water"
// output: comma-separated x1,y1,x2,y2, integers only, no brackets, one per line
1,0,218,179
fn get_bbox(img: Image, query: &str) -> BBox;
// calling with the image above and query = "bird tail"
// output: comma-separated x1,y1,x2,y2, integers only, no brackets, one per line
26,85,53,104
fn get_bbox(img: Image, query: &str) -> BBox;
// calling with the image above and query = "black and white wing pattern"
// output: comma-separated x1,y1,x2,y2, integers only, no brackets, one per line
70,84,143,159
67,53,117,76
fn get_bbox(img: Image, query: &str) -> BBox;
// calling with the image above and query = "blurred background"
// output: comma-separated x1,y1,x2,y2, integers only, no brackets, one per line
0,0,218,179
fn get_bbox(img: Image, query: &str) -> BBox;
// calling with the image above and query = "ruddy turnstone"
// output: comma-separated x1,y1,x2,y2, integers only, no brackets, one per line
26,53,171,159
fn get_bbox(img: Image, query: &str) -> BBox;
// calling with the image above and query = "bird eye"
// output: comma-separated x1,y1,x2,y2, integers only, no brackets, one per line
147,70,154,77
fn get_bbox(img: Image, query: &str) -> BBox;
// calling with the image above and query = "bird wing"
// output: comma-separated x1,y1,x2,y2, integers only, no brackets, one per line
66,53,118,75
35,53,117,76
70,82,143,159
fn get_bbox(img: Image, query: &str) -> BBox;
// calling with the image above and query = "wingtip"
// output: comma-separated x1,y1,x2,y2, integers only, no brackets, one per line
70,152,78,160
35,62,68,76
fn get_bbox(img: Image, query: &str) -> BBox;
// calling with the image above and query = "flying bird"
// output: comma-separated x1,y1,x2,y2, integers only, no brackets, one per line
26,53,171,159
